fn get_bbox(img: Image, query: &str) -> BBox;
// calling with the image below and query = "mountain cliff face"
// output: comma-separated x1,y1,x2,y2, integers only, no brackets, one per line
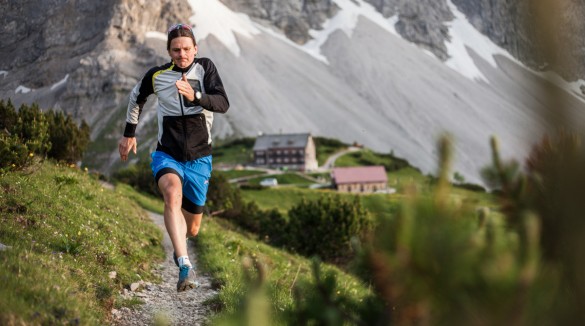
0,0,583,182
219,0,340,44
0,0,189,127
452,0,585,80
218,0,584,80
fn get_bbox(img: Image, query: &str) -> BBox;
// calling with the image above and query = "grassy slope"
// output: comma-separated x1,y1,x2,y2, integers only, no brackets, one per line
194,218,372,324
239,182,494,225
0,162,164,325
116,173,374,323
0,161,373,324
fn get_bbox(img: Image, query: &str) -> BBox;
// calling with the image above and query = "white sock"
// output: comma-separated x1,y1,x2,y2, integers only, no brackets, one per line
177,256,192,268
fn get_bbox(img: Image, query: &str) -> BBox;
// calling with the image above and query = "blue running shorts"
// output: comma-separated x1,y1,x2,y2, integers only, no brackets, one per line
150,151,212,214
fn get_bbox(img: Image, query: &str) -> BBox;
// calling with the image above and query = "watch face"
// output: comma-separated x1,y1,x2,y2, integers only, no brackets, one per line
195,91,202,100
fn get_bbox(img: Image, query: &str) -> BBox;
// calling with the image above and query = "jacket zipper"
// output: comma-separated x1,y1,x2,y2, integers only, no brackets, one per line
178,89,188,160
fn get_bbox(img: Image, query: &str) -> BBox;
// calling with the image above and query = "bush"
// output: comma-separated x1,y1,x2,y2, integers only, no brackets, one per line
0,100,91,171
286,195,372,261
46,110,90,163
0,133,32,171
112,159,159,197
15,103,51,156
239,183,265,190
207,172,244,215
453,182,486,192
0,100,50,171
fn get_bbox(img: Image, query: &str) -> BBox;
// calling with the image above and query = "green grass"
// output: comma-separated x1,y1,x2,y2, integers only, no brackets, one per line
334,148,412,172
0,161,164,325
194,217,372,324
307,172,331,183
313,137,350,166
0,160,375,324
388,166,432,193
114,177,374,324
241,188,319,215
241,187,401,221
212,138,255,165
240,173,496,223
215,169,266,181
115,183,164,214
246,173,316,186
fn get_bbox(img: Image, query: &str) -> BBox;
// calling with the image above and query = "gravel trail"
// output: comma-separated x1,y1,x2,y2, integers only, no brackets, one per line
111,212,217,325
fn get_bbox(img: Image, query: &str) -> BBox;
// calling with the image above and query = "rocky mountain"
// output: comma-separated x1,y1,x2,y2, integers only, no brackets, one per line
220,0,585,80
0,0,189,127
0,0,584,184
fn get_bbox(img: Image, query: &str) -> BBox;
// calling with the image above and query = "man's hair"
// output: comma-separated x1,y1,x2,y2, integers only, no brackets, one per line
167,25,196,51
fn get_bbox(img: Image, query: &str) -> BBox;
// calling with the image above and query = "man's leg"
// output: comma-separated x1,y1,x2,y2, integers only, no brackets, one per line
158,173,188,258
158,173,197,291
183,210,203,237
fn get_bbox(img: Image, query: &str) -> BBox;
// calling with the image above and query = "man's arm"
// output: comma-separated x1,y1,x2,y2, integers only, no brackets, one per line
118,68,155,161
198,58,230,113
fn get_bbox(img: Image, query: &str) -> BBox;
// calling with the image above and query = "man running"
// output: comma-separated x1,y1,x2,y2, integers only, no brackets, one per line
118,23,229,292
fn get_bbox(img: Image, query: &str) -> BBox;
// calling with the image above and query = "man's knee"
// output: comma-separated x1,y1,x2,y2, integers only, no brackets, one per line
185,212,203,237
158,174,183,207
187,223,200,237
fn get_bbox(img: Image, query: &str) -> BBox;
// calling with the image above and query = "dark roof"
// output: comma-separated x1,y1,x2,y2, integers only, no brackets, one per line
253,133,311,151
332,166,387,184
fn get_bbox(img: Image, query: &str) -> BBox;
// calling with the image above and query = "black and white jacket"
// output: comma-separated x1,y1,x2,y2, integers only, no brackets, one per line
123,57,229,162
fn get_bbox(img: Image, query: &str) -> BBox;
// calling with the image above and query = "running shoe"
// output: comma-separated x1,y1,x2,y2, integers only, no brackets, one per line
177,265,196,292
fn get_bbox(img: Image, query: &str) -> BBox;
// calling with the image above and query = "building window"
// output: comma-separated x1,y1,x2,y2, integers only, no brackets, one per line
276,158,282,163
284,158,289,163
257,159,265,164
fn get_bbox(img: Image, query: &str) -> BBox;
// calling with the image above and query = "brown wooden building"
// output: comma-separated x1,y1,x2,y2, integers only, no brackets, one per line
331,166,388,193
252,133,318,171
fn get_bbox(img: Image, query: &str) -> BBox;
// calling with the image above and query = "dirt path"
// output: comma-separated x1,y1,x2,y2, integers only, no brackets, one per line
317,146,362,171
111,212,217,325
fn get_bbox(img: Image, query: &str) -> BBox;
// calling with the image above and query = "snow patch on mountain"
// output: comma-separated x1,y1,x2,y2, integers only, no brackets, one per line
15,86,32,94
184,0,402,64
50,74,69,91
187,0,260,57
302,0,399,63
445,0,519,82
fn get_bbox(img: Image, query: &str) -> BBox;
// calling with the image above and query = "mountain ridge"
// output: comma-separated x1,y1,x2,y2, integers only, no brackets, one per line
0,0,583,184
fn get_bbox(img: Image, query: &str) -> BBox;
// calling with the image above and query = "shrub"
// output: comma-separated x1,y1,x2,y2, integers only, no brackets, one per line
46,110,90,163
286,195,372,261
0,100,50,171
207,172,244,215
0,100,91,170
453,182,486,192
0,99,17,131
14,102,51,156
0,133,31,171
112,159,159,197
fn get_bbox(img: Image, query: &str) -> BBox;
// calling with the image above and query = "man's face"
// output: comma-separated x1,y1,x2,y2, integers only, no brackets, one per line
168,37,197,69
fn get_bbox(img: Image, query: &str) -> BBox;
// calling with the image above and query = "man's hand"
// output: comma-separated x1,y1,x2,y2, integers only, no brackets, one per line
118,137,137,162
176,74,195,102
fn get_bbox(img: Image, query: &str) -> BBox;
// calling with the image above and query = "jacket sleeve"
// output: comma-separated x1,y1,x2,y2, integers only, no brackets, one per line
123,68,156,137
197,58,230,113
